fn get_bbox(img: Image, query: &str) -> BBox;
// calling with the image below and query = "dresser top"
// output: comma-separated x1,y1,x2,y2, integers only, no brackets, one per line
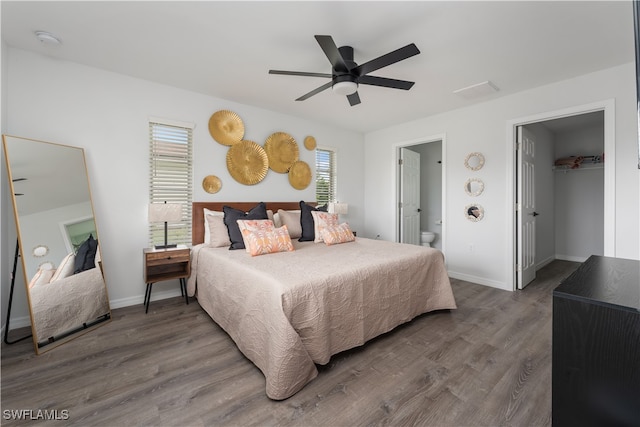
554,255,640,312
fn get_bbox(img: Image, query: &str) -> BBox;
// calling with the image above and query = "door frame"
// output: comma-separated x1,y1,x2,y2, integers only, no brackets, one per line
506,100,616,290
393,134,447,256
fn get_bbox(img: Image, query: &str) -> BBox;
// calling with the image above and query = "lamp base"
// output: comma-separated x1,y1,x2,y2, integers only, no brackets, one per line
154,244,177,250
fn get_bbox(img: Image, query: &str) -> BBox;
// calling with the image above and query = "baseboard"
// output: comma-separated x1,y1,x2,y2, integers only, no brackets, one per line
536,256,555,270
448,271,511,291
109,288,183,310
555,254,589,263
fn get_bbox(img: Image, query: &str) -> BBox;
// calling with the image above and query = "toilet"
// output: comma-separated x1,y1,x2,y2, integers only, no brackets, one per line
420,231,435,247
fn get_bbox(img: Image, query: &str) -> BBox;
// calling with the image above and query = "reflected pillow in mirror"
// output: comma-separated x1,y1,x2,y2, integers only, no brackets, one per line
28,268,55,288
74,234,98,273
51,253,76,283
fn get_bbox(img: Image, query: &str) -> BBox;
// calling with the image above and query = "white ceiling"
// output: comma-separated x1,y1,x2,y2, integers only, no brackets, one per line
1,1,635,134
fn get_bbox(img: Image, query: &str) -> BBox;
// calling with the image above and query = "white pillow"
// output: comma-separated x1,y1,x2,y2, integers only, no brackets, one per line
277,210,302,238
28,268,55,288
50,253,76,282
203,208,228,246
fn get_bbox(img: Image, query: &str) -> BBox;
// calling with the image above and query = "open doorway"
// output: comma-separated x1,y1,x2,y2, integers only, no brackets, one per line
511,102,614,290
395,136,446,253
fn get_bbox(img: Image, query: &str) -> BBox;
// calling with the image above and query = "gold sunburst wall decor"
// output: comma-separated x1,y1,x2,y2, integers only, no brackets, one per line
226,140,269,185
264,132,299,173
209,110,245,146
304,136,317,150
288,160,312,190
202,175,222,194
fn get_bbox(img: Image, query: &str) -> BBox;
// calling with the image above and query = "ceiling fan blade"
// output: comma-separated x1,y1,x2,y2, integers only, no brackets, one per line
353,43,420,76
296,81,333,101
358,75,415,90
347,92,361,106
315,35,349,73
269,70,332,78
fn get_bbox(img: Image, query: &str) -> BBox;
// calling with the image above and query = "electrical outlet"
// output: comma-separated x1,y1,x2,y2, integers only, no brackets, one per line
468,243,474,252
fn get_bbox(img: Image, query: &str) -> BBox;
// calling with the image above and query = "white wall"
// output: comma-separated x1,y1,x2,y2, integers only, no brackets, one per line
364,62,639,290
3,47,364,321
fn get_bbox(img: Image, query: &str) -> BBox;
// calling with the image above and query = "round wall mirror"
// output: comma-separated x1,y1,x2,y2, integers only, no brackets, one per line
464,178,485,196
32,245,49,257
464,152,485,171
465,204,485,222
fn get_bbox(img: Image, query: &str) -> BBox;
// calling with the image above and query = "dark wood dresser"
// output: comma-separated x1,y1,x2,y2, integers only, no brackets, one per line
552,255,640,426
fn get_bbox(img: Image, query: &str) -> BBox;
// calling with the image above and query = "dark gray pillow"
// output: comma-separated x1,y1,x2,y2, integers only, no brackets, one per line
299,201,327,242
74,234,98,273
223,202,268,250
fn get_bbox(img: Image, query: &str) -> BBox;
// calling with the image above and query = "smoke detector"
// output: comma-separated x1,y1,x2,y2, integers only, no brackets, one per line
35,31,61,45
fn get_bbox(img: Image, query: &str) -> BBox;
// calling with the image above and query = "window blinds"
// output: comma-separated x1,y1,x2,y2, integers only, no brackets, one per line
315,148,336,206
149,121,193,247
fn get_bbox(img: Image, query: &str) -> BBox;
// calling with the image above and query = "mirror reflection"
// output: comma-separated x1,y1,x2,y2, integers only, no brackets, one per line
464,152,485,171
465,204,485,222
3,135,111,353
464,178,485,196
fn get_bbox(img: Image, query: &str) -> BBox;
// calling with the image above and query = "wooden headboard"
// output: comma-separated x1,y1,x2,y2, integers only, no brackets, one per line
192,202,314,245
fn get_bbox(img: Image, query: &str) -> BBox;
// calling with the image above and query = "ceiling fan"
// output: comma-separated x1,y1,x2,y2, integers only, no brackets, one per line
269,35,420,106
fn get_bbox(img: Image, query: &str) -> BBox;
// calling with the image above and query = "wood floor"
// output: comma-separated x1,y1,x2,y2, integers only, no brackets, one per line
1,260,580,427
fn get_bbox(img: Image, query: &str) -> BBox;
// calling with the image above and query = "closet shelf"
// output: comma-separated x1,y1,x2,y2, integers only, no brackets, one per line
553,162,604,172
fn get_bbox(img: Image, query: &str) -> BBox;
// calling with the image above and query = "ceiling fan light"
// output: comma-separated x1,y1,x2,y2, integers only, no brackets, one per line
333,81,358,96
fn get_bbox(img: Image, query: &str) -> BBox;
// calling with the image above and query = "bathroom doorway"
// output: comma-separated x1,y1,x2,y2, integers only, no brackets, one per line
396,136,445,252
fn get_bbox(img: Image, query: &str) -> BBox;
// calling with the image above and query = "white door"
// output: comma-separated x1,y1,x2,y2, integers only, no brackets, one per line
517,126,537,289
400,148,421,245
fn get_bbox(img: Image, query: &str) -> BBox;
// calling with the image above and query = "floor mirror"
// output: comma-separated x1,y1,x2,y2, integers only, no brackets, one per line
3,135,111,354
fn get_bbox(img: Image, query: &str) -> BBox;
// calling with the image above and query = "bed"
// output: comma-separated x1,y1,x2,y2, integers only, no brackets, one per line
187,202,456,400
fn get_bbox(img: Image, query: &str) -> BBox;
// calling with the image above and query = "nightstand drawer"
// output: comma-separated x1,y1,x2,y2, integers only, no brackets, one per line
146,250,189,266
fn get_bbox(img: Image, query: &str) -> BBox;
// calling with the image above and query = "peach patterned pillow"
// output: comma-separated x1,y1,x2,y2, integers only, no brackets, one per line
240,225,295,256
321,223,356,245
310,211,339,243
237,219,275,252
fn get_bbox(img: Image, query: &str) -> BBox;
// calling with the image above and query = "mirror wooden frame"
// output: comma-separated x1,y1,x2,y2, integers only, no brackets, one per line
2,135,111,354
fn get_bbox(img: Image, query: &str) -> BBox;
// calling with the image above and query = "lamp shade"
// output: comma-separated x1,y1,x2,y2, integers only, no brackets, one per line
328,202,348,215
148,203,182,223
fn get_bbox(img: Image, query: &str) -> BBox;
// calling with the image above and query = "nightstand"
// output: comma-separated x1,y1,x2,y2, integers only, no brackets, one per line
143,246,191,313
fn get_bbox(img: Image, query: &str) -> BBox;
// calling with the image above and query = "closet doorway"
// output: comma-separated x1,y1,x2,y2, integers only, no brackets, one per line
395,136,446,253
512,102,614,290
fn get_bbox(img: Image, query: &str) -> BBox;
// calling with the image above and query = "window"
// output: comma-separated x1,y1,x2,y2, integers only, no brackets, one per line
149,119,193,247
315,147,336,205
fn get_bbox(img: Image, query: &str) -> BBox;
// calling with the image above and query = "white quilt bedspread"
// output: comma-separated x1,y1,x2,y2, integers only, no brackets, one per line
187,237,456,400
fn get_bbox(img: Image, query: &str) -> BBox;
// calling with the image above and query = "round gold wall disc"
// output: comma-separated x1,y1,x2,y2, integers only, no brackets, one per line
226,140,269,185
208,110,244,146
264,132,299,173
288,160,312,190
304,136,317,150
202,175,222,194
